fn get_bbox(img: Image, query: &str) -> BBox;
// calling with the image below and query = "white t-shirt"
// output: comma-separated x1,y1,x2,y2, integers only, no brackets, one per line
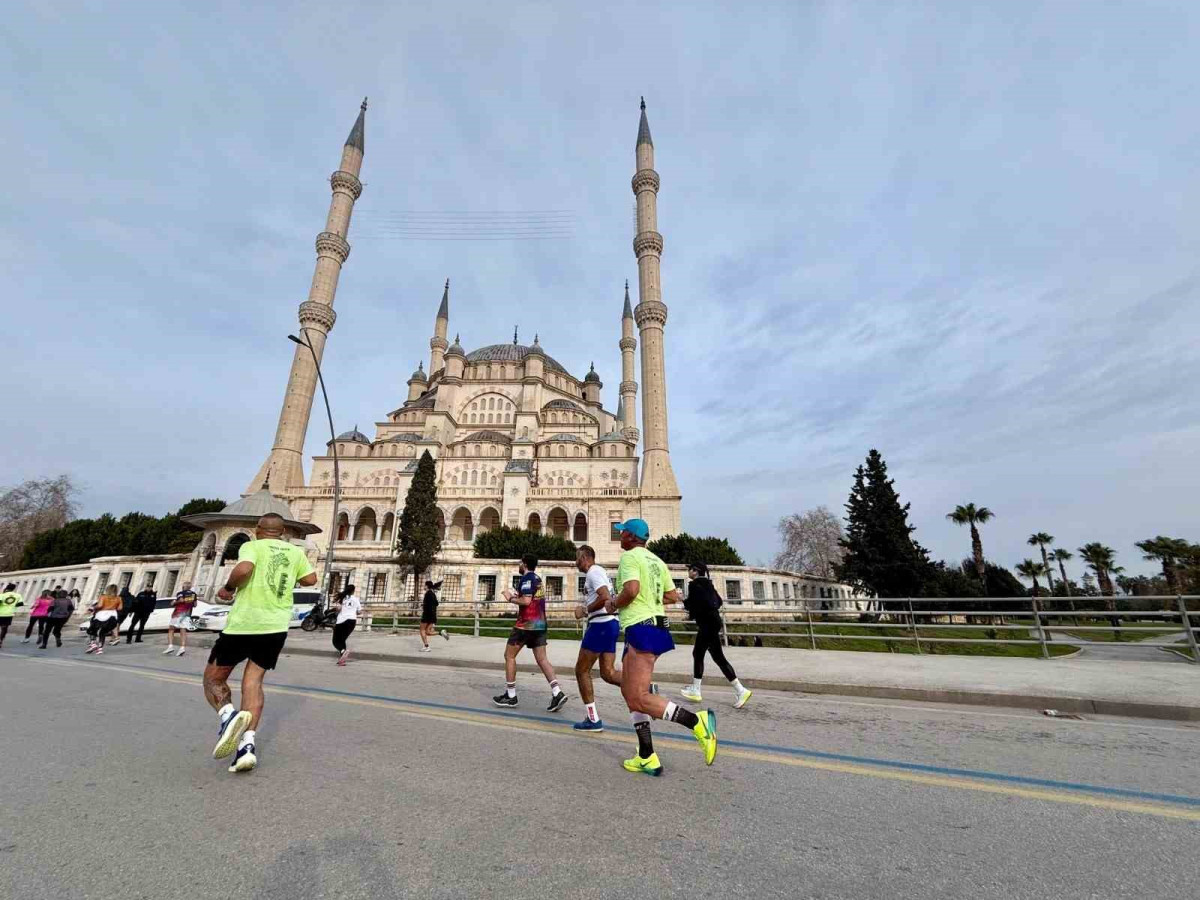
584,564,615,624
335,595,361,625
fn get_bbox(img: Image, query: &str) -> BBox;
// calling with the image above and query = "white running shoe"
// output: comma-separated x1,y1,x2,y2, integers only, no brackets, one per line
212,709,252,759
734,689,753,710
337,649,349,664
176,647,186,657
420,645,432,653
162,646,176,655
229,741,257,773
440,629,450,641
680,686,703,703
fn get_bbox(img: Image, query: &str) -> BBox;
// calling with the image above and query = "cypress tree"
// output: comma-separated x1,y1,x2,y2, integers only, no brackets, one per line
835,449,933,598
394,451,442,604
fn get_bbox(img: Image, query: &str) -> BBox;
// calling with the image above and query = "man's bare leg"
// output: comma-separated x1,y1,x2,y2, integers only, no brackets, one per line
203,663,234,711
575,649,599,703
240,662,267,730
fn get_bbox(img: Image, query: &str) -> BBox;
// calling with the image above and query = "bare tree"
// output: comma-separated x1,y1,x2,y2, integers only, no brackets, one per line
0,475,79,568
773,506,845,578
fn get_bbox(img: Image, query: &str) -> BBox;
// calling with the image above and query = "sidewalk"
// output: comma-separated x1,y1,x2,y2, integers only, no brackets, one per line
194,627,1200,722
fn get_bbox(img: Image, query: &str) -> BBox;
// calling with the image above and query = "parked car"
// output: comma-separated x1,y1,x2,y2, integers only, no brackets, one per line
192,590,319,632
78,594,176,634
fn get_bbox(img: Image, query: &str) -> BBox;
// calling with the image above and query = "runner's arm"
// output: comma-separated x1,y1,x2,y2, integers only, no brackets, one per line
606,580,639,613
217,561,255,603
587,584,612,614
662,588,682,605
298,572,318,587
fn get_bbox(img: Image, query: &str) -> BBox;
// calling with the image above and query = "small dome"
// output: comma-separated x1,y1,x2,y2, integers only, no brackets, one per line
334,427,370,443
460,430,513,444
527,335,545,357
542,399,583,412
409,363,427,382
545,433,586,443
595,431,631,443
387,432,424,442
219,490,296,519
584,363,601,384
446,334,465,357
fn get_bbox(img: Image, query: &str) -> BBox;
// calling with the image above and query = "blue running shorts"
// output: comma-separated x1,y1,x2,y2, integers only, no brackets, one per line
622,621,675,656
581,618,620,654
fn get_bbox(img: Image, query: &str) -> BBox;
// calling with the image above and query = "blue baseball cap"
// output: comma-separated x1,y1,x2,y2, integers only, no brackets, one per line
614,518,650,541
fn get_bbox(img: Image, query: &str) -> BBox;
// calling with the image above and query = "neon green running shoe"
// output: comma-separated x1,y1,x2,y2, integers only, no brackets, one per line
693,709,717,765
622,752,664,776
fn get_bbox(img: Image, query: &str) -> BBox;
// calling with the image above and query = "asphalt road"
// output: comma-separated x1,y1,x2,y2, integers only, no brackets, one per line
2,634,1198,900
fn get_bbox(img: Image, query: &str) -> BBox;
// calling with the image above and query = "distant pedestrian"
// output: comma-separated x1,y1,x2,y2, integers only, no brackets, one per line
164,582,197,657
680,563,751,709
40,589,76,649
118,585,136,635
126,585,156,643
331,585,360,665
418,580,448,651
87,585,122,654
23,589,53,644
0,583,23,647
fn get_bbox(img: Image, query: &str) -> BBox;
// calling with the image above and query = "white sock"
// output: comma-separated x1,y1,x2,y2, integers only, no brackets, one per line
218,703,234,720
691,678,703,693
585,702,598,722
506,683,517,698
661,701,678,722
630,711,651,724
240,729,256,748
550,680,562,697
731,678,746,695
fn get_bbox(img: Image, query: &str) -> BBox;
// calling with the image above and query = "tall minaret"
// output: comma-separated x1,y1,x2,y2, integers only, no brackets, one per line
247,98,367,494
618,280,639,440
631,98,679,501
429,279,450,374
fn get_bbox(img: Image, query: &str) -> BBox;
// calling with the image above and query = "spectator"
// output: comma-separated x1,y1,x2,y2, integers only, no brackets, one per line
127,585,156,644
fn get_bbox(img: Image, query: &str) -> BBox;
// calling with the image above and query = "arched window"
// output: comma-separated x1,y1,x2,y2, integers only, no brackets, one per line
354,508,378,541
479,507,500,533
488,398,495,410
491,475,498,486
573,513,588,542
487,413,493,424
221,533,251,563
548,507,569,539
470,471,478,486
573,446,581,457
436,510,446,542
471,402,478,410
336,512,350,541
527,512,542,534
505,414,512,424
473,445,480,456
450,508,474,542
451,474,458,485
380,512,395,542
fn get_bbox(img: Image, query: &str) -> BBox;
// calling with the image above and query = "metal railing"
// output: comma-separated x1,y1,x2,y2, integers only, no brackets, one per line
358,595,1200,662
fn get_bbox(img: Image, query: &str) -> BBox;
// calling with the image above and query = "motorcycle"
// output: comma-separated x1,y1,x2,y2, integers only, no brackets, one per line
300,599,339,632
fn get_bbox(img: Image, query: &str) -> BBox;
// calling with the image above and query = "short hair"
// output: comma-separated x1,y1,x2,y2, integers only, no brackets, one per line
689,562,709,578
521,554,538,571
3,583,15,591
343,584,355,595
258,513,286,533
105,584,118,594
425,580,434,589
577,545,596,561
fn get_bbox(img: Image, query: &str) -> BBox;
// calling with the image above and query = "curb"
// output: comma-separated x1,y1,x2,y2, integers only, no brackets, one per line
191,634,1200,723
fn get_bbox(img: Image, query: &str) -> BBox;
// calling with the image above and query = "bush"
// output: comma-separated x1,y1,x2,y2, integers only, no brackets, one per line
473,526,578,562
647,533,744,566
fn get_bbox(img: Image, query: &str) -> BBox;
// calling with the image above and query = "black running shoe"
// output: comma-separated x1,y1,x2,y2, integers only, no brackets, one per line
547,691,569,713
493,693,518,708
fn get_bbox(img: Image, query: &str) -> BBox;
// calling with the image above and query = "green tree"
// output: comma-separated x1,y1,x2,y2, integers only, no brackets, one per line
1015,559,1047,597
1027,533,1056,593
648,533,743,566
835,449,934,598
1079,542,1121,633
1050,548,1074,597
473,525,578,562
393,451,442,604
946,503,994,593
1134,536,1192,597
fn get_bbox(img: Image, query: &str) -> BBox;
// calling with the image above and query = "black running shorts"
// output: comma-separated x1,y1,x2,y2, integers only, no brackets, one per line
507,627,548,649
208,631,288,670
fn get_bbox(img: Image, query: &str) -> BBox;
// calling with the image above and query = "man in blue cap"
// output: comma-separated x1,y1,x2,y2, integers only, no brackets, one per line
604,518,717,775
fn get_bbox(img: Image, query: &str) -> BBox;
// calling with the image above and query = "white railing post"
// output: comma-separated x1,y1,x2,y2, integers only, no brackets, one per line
907,598,921,654
804,601,816,650
474,602,480,638
1031,597,1050,659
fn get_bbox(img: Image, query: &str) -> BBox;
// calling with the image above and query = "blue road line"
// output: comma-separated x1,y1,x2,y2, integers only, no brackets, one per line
7,649,1200,809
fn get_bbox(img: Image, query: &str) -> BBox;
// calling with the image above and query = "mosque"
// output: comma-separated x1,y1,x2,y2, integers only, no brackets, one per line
1,99,855,613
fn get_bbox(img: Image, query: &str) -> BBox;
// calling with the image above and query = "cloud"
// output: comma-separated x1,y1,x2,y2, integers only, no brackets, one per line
2,1,1197,579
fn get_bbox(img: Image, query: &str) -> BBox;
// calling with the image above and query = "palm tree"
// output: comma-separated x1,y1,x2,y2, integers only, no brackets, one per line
947,504,994,594
1079,542,1120,635
1135,536,1191,601
1050,548,1074,596
1015,559,1047,596
1027,533,1056,593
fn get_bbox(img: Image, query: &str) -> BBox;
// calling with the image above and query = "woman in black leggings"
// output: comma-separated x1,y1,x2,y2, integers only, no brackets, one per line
680,563,752,709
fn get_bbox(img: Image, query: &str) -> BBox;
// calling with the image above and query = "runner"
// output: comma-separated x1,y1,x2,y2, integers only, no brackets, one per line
163,581,198,657
86,585,122,654
40,589,75,650
680,563,752,708
571,545,619,732
23,589,53,645
606,519,716,775
203,513,317,774
418,580,449,651
493,554,568,712
331,584,360,666
0,583,22,648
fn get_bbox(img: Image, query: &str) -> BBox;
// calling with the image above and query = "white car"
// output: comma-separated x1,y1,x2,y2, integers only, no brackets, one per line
79,595,177,634
192,590,319,632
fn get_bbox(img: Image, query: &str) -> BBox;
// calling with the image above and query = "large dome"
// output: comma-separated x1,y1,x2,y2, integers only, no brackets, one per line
465,343,568,375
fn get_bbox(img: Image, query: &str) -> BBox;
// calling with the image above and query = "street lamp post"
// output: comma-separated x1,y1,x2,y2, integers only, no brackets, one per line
288,331,340,602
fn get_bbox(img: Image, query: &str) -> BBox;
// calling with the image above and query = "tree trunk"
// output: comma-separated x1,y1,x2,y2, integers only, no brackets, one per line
970,524,986,594
1099,569,1119,636
1040,547,1054,592
1163,560,1178,610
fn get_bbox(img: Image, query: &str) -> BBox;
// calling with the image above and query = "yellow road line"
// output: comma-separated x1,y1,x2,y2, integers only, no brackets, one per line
10,653,1200,821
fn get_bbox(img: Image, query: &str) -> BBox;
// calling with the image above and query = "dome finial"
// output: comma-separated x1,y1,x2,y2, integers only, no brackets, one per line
513,325,519,345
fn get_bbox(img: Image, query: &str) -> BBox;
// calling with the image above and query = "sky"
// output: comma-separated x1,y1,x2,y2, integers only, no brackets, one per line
2,2,1198,578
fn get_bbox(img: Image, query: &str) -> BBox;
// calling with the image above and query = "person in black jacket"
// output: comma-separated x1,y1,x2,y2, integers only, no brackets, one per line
680,563,752,709
126,586,156,643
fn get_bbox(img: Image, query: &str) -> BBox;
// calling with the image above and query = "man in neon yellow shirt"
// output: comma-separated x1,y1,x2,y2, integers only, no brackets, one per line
203,514,317,774
603,519,717,775
0,583,23,647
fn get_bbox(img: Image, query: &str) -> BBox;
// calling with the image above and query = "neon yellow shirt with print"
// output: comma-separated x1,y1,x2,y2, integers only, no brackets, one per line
614,546,671,628
0,591,22,617
225,539,315,635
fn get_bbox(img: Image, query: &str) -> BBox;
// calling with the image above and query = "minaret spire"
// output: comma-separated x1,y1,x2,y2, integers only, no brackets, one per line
631,96,679,512
618,280,639,439
429,279,450,374
248,98,366,494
